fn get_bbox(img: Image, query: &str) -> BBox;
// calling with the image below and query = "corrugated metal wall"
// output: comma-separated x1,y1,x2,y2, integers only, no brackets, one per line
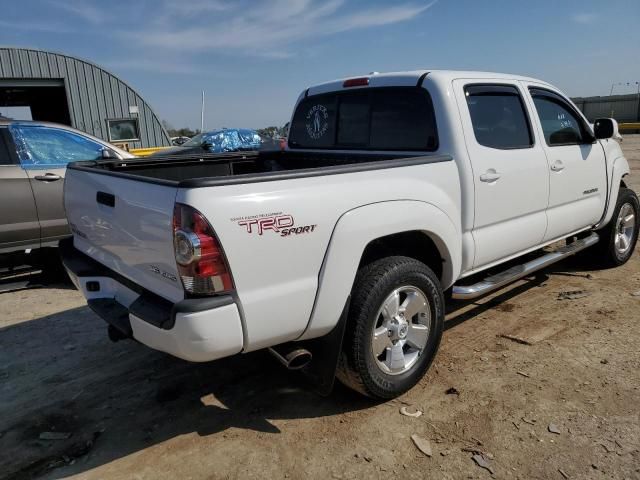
0,47,170,148
572,94,640,123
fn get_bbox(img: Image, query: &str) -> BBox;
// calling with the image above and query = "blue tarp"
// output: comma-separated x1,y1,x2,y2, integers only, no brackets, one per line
183,128,263,153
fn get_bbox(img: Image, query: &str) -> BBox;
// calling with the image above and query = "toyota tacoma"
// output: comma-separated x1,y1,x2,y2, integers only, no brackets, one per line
61,70,638,399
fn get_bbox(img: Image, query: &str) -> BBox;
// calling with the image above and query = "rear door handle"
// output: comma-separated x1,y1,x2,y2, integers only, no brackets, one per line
550,160,565,172
34,173,62,182
479,170,501,182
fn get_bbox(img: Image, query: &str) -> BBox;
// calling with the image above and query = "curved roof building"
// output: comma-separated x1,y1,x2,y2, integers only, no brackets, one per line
0,47,170,148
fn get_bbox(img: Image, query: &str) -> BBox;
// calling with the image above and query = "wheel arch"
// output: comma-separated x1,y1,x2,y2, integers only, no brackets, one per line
359,231,446,281
298,200,460,341
596,156,631,230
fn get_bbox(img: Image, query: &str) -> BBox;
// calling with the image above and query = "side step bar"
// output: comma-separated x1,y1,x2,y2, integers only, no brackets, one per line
452,232,599,300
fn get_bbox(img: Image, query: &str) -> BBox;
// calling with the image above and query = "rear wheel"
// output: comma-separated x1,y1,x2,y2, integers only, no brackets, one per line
336,256,444,399
596,188,639,267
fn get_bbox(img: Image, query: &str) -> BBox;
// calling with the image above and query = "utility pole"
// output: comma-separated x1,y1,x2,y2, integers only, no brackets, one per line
200,90,205,133
609,82,640,120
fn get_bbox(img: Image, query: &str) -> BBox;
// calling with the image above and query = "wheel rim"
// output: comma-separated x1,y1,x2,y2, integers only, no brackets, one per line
370,286,431,376
614,203,636,256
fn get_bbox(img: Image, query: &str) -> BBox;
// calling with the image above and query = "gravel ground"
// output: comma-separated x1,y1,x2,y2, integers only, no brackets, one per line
1,136,639,480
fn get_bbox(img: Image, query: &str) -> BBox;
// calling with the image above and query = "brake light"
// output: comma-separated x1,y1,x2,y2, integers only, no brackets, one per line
343,77,369,88
173,203,234,296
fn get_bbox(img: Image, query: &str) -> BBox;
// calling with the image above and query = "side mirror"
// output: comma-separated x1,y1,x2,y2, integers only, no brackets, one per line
593,118,619,140
101,148,116,159
201,141,212,151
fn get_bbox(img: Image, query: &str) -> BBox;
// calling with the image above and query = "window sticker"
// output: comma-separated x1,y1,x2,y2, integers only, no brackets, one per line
557,112,574,130
305,104,329,140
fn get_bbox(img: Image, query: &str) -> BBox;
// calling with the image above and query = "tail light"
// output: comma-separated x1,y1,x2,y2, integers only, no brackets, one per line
343,77,369,88
173,203,234,296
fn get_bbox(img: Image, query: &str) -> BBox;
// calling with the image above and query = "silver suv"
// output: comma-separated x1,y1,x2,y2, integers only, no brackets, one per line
0,120,132,254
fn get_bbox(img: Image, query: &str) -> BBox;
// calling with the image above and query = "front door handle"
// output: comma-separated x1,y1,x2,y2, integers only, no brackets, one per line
34,173,62,182
550,160,565,172
479,170,501,182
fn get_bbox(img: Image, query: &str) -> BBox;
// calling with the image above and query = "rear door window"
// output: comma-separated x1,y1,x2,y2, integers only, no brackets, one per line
464,84,533,149
289,87,438,151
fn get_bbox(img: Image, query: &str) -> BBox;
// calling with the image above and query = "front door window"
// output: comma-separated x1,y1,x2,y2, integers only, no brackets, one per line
10,125,104,167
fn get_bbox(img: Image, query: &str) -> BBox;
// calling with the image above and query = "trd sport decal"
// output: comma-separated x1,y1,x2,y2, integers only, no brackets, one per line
231,212,317,237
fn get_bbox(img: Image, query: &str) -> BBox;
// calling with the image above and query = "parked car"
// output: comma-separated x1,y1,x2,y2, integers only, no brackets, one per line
155,128,263,156
0,120,133,254
61,70,638,399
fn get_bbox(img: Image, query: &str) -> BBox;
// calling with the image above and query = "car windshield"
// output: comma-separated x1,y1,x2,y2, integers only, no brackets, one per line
181,133,204,147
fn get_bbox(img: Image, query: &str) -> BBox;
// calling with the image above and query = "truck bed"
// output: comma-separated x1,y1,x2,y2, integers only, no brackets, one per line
68,150,450,188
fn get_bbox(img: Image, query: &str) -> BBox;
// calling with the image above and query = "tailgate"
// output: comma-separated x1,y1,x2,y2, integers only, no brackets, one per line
64,168,183,303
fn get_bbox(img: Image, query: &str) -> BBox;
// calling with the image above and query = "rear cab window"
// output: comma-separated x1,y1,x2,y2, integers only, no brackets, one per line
464,84,533,149
288,87,438,151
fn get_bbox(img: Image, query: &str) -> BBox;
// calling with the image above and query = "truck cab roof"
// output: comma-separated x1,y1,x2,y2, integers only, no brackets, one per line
305,70,554,97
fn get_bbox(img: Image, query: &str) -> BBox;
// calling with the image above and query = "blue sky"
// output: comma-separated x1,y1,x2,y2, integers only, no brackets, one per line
1,0,639,130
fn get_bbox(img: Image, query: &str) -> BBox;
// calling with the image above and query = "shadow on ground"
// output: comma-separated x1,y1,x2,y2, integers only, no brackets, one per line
0,298,376,480
0,252,608,479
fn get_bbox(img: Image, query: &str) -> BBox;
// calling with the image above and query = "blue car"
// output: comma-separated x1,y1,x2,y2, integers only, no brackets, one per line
156,128,263,156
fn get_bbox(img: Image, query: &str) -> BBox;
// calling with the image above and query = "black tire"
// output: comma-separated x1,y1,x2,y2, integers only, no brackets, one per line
336,256,444,399
594,187,639,267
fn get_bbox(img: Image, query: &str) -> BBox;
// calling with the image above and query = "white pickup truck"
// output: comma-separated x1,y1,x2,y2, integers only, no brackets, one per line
61,70,639,399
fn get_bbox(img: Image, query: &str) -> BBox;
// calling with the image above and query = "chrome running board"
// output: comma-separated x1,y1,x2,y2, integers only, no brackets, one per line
452,232,599,300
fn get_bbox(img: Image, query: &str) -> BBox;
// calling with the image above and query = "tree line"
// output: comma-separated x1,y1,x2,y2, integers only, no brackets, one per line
163,120,288,139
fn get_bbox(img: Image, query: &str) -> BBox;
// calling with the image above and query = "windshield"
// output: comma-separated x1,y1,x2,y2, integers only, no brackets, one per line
181,133,204,147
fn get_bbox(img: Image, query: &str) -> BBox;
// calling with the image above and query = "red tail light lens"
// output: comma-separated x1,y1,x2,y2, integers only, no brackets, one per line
343,77,369,88
173,203,234,296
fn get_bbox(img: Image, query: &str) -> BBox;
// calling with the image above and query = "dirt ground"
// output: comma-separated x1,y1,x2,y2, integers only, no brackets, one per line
1,136,639,480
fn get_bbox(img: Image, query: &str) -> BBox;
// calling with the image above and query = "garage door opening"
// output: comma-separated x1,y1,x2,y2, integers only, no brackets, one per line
0,80,71,125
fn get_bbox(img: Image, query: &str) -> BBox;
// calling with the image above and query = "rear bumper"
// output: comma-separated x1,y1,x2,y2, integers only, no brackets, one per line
59,238,244,362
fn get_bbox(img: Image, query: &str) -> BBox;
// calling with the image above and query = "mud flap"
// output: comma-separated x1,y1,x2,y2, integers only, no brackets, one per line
299,296,350,396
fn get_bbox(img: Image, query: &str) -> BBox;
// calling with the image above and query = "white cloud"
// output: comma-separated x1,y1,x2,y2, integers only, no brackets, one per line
130,0,437,57
571,13,597,24
103,58,201,75
4,0,437,61
0,19,70,33
163,0,231,15
48,1,105,24
326,2,436,33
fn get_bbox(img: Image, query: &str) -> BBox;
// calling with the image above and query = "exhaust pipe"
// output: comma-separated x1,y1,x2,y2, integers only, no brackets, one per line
269,345,312,370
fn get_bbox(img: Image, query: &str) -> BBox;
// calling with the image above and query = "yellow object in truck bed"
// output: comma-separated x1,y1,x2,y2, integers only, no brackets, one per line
129,147,170,157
